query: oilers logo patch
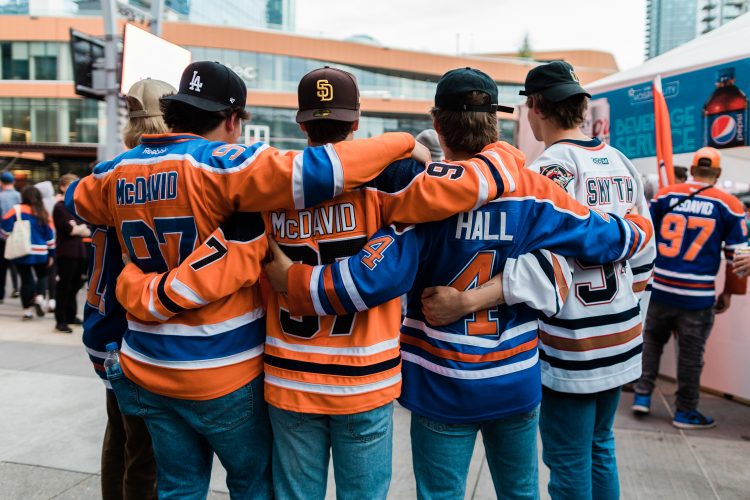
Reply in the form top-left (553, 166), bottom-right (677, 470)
top-left (540, 164), bottom-right (574, 190)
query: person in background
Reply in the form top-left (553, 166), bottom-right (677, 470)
top-left (674, 165), bottom-right (688, 184)
top-left (415, 128), bottom-right (444, 161)
top-left (53, 173), bottom-right (90, 333)
top-left (35, 180), bottom-right (58, 313)
top-left (0, 171), bottom-right (21, 302)
top-left (633, 147), bottom-right (748, 428)
top-left (81, 78), bottom-right (171, 500)
top-left (1, 186), bottom-right (55, 320)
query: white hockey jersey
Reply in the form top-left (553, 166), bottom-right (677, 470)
top-left (528, 138), bottom-right (656, 394)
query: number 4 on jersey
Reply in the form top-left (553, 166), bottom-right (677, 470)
top-left (449, 251), bottom-right (499, 336)
top-left (361, 235), bottom-right (395, 270)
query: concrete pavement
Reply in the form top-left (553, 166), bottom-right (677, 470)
top-left (0, 298), bottom-right (749, 499)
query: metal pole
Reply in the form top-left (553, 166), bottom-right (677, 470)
top-left (150, 0), bottom-right (165, 36)
top-left (101, 0), bottom-right (122, 161)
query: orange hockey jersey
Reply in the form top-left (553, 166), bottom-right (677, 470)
top-left (67, 132), bottom-right (415, 400)
top-left (115, 141), bottom-right (523, 412)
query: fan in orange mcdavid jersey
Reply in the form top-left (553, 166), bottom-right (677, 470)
top-left (66, 62), bottom-right (420, 403)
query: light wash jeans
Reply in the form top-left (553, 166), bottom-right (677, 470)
top-left (268, 402), bottom-right (394, 500)
top-left (111, 374), bottom-right (272, 500)
top-left (410, 406), bottom-right (540, 500)
top-left (539, 386), bottom-right (621, 500)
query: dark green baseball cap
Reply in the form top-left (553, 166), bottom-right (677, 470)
top-left (435, 67), bottom-right (514, 113)
top-left (519, 61), bottom-right (591, 102)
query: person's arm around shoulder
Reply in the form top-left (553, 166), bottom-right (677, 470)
top-left (421, 250), bottom-right (573, 325)
top-left (376, 142), bottom-right (524, 224)
top-left (116, 212), bottom-right (268, 322)
top-left (200, 133), bottom-right (424, 214)
top-left (265, 224), bottom-right (422, 317)
top-left (515, 168), bottom-right (653, 264)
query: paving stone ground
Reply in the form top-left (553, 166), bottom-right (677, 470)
top-left (0, 298), bottom-right (748, 499)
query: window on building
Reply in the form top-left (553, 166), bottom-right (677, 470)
top-left (0, 41), bottom-right (58, 80)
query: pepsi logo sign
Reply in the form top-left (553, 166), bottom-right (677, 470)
top-left (710, 115), bottom-right (737, 145)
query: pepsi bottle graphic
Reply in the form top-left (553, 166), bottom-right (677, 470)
top-left (703, 67), bottom-right (748, 149)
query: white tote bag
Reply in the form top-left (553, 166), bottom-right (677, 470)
top-left (4, 205), bottom-right (32, 260)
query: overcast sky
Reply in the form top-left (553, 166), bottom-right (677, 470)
top-left (296, 0), bottom-right (647, 70)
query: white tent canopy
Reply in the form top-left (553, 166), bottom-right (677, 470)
top-left (588, 12), bottom-right (750, 94)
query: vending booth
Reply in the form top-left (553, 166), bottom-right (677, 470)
top-left (517, 13), bottom-right (750, 401)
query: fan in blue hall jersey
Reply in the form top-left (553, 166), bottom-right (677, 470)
top-left (264, 69), bottom-right (652, 499)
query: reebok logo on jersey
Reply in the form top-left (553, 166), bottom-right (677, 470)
top-left (189, 71), bottom-right (203, 92)
top-left (540, 164), bottom-right (574, 190)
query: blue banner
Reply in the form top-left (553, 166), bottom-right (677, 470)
top-left (592, 58), bottom-right (750, 159)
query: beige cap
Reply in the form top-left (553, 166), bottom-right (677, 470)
top-left (126, 79), bottom-right (176, 118)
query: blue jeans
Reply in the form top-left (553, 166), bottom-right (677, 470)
top-left (111, 374), bottom-right (272, 500)
top-left (410, 407), bottom-right (540, 500)
top-left (268, 402), bottom-right (394, 500)
top-left (539, 387), bottom-right (621, 500)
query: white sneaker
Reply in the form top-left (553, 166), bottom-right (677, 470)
top-left (46, 298), bottom-right (56, 313)
top-left (33, 295), bottom-right (45, 317)
top-left (22, 309), bottom-right (33, 321)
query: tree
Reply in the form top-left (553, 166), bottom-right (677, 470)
top-left (518, 32), bottom-right (533, 59)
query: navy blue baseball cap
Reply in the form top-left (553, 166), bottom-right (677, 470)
top-left (162, 61), bottom-right (246, 112)
top-left (520, 61), bottom-right (591, 102)
top-left (0, 171), bottom-right (14, 183)
top-left (435, 68), bottom-right (514, 114)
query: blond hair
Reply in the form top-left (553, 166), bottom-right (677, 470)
top-left (123, 115), bottom-right (170, 149)
top-left (58, 173), bottom-right (79, 192)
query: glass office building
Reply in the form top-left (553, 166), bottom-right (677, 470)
top-left (646, 0), bottom-right (749, 59)
top-left (645, 0), bottom-right (699, 59)
top-left (0, 6), bottom-right (616, 180)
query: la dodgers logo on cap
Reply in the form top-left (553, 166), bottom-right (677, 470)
top-left (189, 71), bottom-right (203, 92)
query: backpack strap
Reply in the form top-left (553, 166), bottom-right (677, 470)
top-left (662, 185), bottom-right (713, 216)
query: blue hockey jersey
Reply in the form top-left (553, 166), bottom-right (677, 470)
top-left (82, 227), bottom-right (128, 387)
top-left (284, 168), bottom-right (652, 424)
top-left (651, 181), bottom-right (747, 310)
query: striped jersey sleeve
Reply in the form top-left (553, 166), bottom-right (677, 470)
top-left (66, 132), bottom-right (416, 222)
top-left (371, 141), bottom-right (524, 225)
top-left (503, 250), bottom-right (572, 317)
top-left (115, 212), bottom-right (268, 323)
top-left (513, 169), bottom-right (653, 264)
top-left (285, 224), bottom-right (422, 317)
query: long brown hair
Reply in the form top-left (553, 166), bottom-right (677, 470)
top-left (21, 186), bottom-right (49, 225)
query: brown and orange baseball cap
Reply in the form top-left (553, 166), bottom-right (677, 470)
top-left (692, 147), bottom-right (721, 168)
top-left (296, 66), bottom-right (360, 123)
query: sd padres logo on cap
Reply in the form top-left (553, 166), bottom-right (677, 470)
top-left (317, 79), bottom-right (333, 101)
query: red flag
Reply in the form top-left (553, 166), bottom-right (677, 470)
top-left (653, 75), bottom-right (675, 188)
